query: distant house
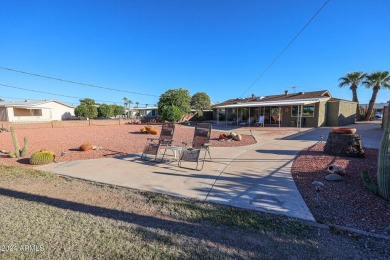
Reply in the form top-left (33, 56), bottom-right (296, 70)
top-left (359, 102), bottom-right (389, 114)
top-left (0, 100), bottom-right (75, 122)
top-left (129, 106), bottom-right (159, 118)
top-left (213, 90), bottom-right (357, 127)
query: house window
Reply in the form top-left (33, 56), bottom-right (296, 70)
top-left (291, 106), bottom-right (315, 117)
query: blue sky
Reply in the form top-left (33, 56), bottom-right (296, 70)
top-left (1, 0), bottom-right (389, 107)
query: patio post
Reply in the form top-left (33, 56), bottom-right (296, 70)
top-left (217, 108), bottom-right (219, 125)
top-left (225, 108), bottom-right (228, 125)
top-left (236, 107), bottom-right (238, 126)
top-left (249, 107), bottom-right (251, 126)
top-left (278, 106), bottom-right (281, 127)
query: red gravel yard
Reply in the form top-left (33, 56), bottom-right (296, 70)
top-left (292, 143), bottom-right (390, 235)
top-left (0, 124), bottom-right (256, 167)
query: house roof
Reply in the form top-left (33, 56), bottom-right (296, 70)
top-left (213, 90), bottom-right (331, 108)
top-left (0, 100), bottom-right (74, 109)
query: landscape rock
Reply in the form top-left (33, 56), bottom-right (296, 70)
top-left (325, 173), bottom-right (343, 181)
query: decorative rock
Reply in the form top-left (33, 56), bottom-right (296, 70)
top-left (325, 173), bottom-right (343, 181)
top-left (327, 164), bottom-right (342, 174)
top-left (231, 132), bottom-right (242, 141)
top-left (324, 132), bottom-right (365, 158)
top-left (80, 142), bottom-right (93, 151)
top-left (332, 128), bottom-right (357, 134)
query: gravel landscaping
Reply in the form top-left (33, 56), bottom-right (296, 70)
top-left (292, 143), bottom-right (390, 236)
top-left (0, 124), bottom-right (256, 167)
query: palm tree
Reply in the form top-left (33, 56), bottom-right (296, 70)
top-left (135, 102), bottom-right (139, 108)
top-left (123, 97), bottom-right (128, 118)
top-left (338, 72), bottom-right (366, 120)
top-left (362, 71), bottom-right (390, 121)
top-left (127, 100), bottom-right (133, 118)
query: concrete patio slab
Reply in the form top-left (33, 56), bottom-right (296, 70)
top-left (37, 122), bottom-right (382, 223)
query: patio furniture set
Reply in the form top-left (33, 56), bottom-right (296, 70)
top-left (140, 123), bottom-right (212, 171)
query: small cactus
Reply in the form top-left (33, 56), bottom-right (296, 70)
top-left (20, 137), bottom-right (29, 157)
top-left (9, 127), bottom-right (28, 158)
top-left (10, 126), bottom-right (21, 158)
top-left (29, 150), bottom-right (55, 165)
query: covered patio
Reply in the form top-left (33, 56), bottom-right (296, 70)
top-left (214, 99), bottom-right (320, 131)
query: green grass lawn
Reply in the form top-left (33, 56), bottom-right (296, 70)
top-left (0, 165), bottom-right (388, 259)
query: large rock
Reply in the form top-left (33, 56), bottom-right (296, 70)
top-left (324, 132), bottom-right (364, 158)
top-left (325, 173), bottom-right (343, 181)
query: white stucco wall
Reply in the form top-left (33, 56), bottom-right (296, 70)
top-left (4, 101), bottom-right (75, 122)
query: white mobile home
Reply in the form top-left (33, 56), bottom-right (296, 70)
top-left (0, 100), bottom-right (75, 122)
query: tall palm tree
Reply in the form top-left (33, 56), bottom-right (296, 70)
top-left (338, 72), bottom-right (366, 120)
top-left (127, 100), bottom-right (133, 118)
top-left (362, 71), bottom-right (390, 121)
top-left (123, 97), bottom-right (128, 118)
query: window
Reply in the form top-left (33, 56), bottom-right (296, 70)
top-left (291, 105), bottom-right (315, 117)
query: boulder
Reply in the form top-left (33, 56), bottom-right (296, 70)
top-left (80, 142), bottom-right (93, 152)
top-left (325, 173), bottom-right (343, 181)
top-left (230, 132), bottom-right (242, 141)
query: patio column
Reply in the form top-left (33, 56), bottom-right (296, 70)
top-left (249, 107), bottom-right (251, 126)
top-left (236, 107), bottom-right (238, 126)
top-left (278, 106), bottom-right (281, 127)
top-left (217, 108), bottom-right (219, 125)
top-left (225, 108), bottom-right (228, 125)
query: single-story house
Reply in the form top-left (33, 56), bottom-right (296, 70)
top-left (212, 90), bottom-right (357, 128)
top-left (0, 100), bottom-right (75, 122)
top-left (129, 106), bottom-right (159, 118)
top-left (359, 102), bottom-right (389, 114)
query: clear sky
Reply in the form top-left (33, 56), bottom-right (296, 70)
top-left (1, 0), bottom-right (389, 107)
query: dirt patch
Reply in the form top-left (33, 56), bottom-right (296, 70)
top-left (0, 124), bottom-right (256, 168)
top-left (292, 143), bottom-right (390, 235)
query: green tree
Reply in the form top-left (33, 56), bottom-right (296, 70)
top-left (74, 104), bottom-right (98, 118)
top-left (362, 71), bottom-right (390, 121)
top-left (191, 92), bottom-right (211, 117)
top-left (338, 72), bottom-right (366, 120)
top-left (79, 98), bottom-right (97, 106)
top-left (159, 105), bottom-right (183, 122)
top-left (111, 105), bottom-right (124, 117)
top-left (97, 104), bottom-right (114, 118)
top-left (158, 88), bottom-right (191, 122)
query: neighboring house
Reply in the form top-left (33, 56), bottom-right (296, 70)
top-left (129, 106), bottom-right (159, 118)
top-left (359, 102), bottom-right (389, 114)
top-left (213, 90), bottom-right (357, 127)
top-left (0, 100), bottom-right (75, 122)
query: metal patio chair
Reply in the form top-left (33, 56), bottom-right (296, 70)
top-left (141, 123), bottom-right (175, 162)
top-left (178, 123), bottom-right (212, 171)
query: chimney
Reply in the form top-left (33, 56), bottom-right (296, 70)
top-left (284, 90), bottom-right (288, 96)
top-left (251, 94), bottom-right (256, 99)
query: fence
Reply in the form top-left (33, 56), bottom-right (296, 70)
top-left (0, 118), bottom-right (143, 130)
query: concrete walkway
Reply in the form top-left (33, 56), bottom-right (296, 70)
top-left (37, 122), bottom-right (383, 222)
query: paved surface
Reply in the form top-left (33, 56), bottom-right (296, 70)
top-left (37, 122), bottom-right (383, 222)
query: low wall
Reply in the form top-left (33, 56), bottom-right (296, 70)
top-left (0, 119), bottom-right (142, 130)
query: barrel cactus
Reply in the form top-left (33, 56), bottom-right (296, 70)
top-left (29, 150), bottom-right (55, 165)
top-left (377, 108), bottom-right (390, 200)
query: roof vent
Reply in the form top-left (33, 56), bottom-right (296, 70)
top-left (251, 94), bottom-right (256, 98)
top-left (285, 90), bottom-right (288, 95)
top-left (297, 92), bottom-right (304, 95)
